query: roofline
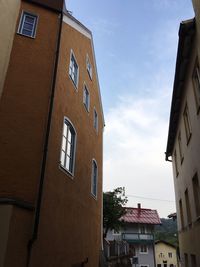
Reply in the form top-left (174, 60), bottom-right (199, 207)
top-left (62, 5), bottom-right (105, 127)
top-left (63, 5), bottom-right (92, 36)
top-left (155, 240), bottom-right (177, 248)
top-left (24, 0), bottom-right (64, 12)
top-left (165, 18), bottom-right (195, 160)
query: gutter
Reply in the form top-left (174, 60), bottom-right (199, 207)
top-left (26, 6), bottom-right (63, 267)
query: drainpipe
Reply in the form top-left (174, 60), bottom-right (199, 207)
top-left (26, 8), bottom-right (63, 267)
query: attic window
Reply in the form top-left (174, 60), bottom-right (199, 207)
top-left (18, 11), bottom-right (38, 38)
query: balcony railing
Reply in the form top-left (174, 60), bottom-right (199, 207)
top-left (122, 233), bottom-right (154, 243)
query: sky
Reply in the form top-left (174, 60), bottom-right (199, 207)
top-left (66, 0), bottom-right (194, 218)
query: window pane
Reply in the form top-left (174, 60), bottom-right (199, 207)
top-left (68, 130), bottom-right (72, 142)
top-left (63, 123), bottom-right (67, 137)
top-left (22, 29), bottom-right (32, 36)
top-left (67, 142), bottom-right (71, 156)
top-left (25, 15), bottom-right (35, 23)
top-left (23, 22), bottom-right (34, 30)
top-left (60, 151), bottom-right (65, 166)
top-left (65, 156), bottom-right (70, 170)
top-left (62, 136), bottom-right (66, 151)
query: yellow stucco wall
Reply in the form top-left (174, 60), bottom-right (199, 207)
top-left (0, 0), bottom-right (20, 99)
top-left (155, 242), bottom-right (178, 267)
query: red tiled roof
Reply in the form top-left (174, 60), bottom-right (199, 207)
top-left (121, 207), bottom-right (161, 225)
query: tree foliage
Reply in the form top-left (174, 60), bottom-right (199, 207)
top-left (103, 187), bottom-right (128, 237)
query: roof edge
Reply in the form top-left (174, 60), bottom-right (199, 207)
top-left (165, 18), bottom-right (195, 160)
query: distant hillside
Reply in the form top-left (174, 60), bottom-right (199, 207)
top-left (155, 218), bottom-right (178, 246)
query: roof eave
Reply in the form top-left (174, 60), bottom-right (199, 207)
top-left (165, 19), bottom-right (195, 160)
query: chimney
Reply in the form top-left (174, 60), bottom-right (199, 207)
top-left (137, 203), bottom-right (141, 210)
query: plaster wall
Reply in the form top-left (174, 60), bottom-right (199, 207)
top-left (155, 242), bottom-right (178, 267)
top-left (0, 0), bottom-right (20, 99)
top-left (171, 32), bottom-right (200, 266)
top-left (29, 15), bottom-right (103, 267)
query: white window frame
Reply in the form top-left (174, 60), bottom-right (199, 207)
top-left (60, 117), bottom-right (76, 176)
top-left (69, 50), bottom-right (79, 89)
top-left (17, 11), bottom-right (38, 38)
top-left (94, 108), bottom-right (98, 132)
top-left (83, 83), bottom-right (90, 112)
top-left (140, 244), bottom-right (148, 254)
top-left (91, 159), bottom-right (98, 199)
top-left (86, 54), bottom-right (92, 80)
top-left (112, 229), bottom-right (121, 235)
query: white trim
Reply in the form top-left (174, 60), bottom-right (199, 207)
top-left (63, 14), bottom-right (91, 39)
top-left (91, 158), bottom-right (98, 199)
top-left (69, 49), bottom-right (79, 89)
top-left (59, 116), bottom-right (77, 177)
top-left (17, 10), bottom-right (38, 38)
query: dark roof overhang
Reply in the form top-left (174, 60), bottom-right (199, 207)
top-left (25, 0), bottom-right (64, 12)
top-left (165, 19), bottom-right (195, 161)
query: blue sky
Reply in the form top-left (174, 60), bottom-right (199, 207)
top-left (66, 0), bottom-right (194, 217)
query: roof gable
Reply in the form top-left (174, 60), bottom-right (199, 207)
top-left (121, 207), bottom-right (161, 225)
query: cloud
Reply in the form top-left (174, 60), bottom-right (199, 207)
top-left (103, 85), bottom-right (175, 218)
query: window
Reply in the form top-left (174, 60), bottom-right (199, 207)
top-left (168, 252), bottom-right (173, 258)
top-left (174, 150), bottom-right (179, 177)
top-left (69, 51), bottom-right (79, 87)
top-left (94, 108), bottom-right (98, 131)
top-left (140, 225), bottom-right (146, 234)
top-left (83, 84), bottom-right (90, 111)
top-left (185, 188), bottom-right (192, 225)
top-left (91, 160), bottom-right (98, 198)
top-left (192, 60), bottom-right (200, 112)
top-left (184, 253), bottom-right (189, 267)
top-left (18, 11), bottom-right (38, 38)
top-left (179, 199), bottom-right (184, 229)
top-left (86, 54), bottom-right (92, 79)
top-left (60, 118), bottom-right (76, 175)
top-left (192, 173), bottom-right (200, 217)
top-left (140, 265), bottom-right (149, 267)
top-left (178, 132), bottom-right (184, 163)
top-left (183, 104), bottom-right (192, 144)
top-left (112, 229), bottom-right (121, 235)
top-left (140, 244), bottom-right (148, 254)
top-left (191, 254), bottom-right (197, 267)
top-left (157, 265), bottom-right (161, 267)
top-left (170, 265), bottom-right (174, 267)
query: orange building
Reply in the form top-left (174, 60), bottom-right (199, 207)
top-left (0, 1), bottom-right (104, 266)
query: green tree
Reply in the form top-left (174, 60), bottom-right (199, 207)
top-left (103, 187), bottom-right (128, 238)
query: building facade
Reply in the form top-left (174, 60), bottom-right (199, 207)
top-left (0, 1), bottom-right (104, 267)
top-left (165, 18), bottom-right (200, 267)
top-left (155, 240), bottom-right (179, 267)
top-left (107, 204), bottom-right (161, 267)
